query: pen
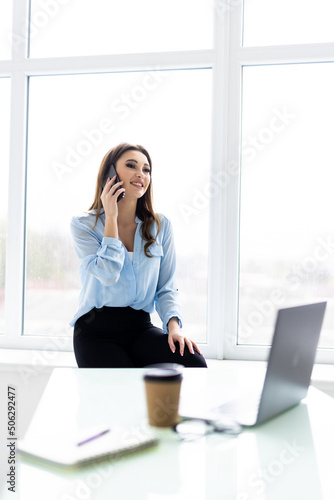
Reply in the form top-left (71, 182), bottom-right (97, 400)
top-left (77, 428), bottom-right (110, 446)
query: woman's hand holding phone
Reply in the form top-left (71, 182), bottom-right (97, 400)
top-left (101, 175), bottom-right (125, 217)
top-left (101, 176), bottom-right (125, 237)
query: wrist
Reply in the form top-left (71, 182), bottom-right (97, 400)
top-left (167, 317), bottom-right (180, 333)
top-left (105, 214), bottom-right (118, 223)
top-left (104, 216), bottom-right (118, 238)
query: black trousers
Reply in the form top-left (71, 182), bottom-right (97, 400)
top-left (73, 306), bottom-right (207, 368)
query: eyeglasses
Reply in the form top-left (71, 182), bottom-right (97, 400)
top-left (173, 416), bottom-right (242, 441)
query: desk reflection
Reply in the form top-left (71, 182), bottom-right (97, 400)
top-left (237, 403), bottom-right (322, 500)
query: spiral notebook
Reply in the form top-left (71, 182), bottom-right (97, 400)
top-left (17, 423), bottom-right (158, 468)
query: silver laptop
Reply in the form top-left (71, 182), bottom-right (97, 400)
top-left (182, 302), bottom-right (327, 427)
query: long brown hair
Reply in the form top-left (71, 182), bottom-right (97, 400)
top-left (88, 142), bottom-right (161, 257)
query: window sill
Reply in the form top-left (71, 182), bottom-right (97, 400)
top-left (0, 348), bottom-right (77, 368)
top-left (1, 352), bottom-right (333, 397)
top-left (207, 360), bottom-right (334, 398)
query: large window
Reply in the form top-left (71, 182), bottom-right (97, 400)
top-left (25, 70), bottom-right (212, 340)
top-left (0, 2), bottom-right (12, 59)
top-left (222, 1), bottom-right (334, 361)
top-left (2, 0), bottom-right (334, 362)
top-left (239, 63), bottom-right (334, 349)
top-left (1, 0), bottom-right (214, 353)
top-left (243, 0), bottom-right (334, 46)
top-left (29, 0), bottom-right (213, 57)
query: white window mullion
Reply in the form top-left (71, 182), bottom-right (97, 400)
top-left (222, 1), bottom-right (252, 360)
top-left (238, 42), bottom-right (334, 66)
top-left (224, 3), bottom-right (278, 361)
top-left (24, 50), bottom-right (215, 76)
top-left (3, 0), bottom-right (30, 347)
top-left (4, 71), bottom-right (28, 346)
top-left (11, 0), bottom-right (30, 61)
top-left (202, 3), bottom-right (231, 359)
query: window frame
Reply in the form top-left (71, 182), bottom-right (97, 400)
top-left (1, 0), bottom-right (334, 363)
top-left (2, 0), bottom-right (220, 355)
top-left (222, 1), bottom-right (334, 364)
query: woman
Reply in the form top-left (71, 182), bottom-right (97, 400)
top-left (70, 142), bottom-right (207, 368)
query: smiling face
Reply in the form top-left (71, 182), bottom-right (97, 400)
top-left (115, 150), bottom-right (151, 200)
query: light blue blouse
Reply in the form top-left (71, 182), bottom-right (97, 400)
top-left (69, 212), bottom-right (183, 333)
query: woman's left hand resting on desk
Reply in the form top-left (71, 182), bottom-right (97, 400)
top-left (167, 317), bottom-right (202, 356)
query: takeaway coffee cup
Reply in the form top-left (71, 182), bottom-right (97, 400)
top-left (144, 363), bottom-right (183, 427)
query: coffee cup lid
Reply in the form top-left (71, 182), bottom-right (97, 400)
top-left (144, 363), bottom-right (183, 382)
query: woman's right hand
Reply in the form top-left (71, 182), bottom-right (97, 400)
top-left (101, 176), bottom-right (125, 219)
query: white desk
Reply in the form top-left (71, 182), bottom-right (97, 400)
top-left (2, 362), bottom-right (334, 500)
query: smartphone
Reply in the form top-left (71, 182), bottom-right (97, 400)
top-left (103, 164), bottom-right (125, 202)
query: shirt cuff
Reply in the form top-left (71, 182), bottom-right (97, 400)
top-left (163, 311), bottom-right (184, 334)
top-left (101, 236), bottom-right (122, 248)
